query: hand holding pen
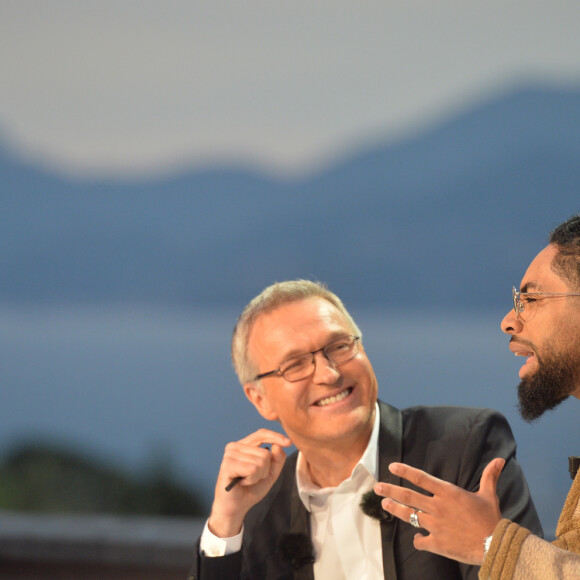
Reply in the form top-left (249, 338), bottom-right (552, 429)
top-left (225, 442), bottom-right (271, 491)
top-left (208, 429), bottom-right (292, 539)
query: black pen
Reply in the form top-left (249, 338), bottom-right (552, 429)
top-left (225, 476), bottom-right (243, 492)
top-left (225, 445), bottom-right (270, 492)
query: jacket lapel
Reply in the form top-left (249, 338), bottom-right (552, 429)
top-left (289, 477), bottom-right (315, 580)
top-left (377, 401), bottom-right (403, 580)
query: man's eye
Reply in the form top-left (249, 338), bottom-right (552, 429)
top-left (282, 357), bottom-right (309, 373)
top-left (329, 341), bottom-right (350, 353)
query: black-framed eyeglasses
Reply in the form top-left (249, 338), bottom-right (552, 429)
top-left (254, 335), bottom-right (361, 383)
top-left (512, 286), bottom-right (580, 319)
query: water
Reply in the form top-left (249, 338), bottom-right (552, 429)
top-left (1, 304), bottom-right (577, 537)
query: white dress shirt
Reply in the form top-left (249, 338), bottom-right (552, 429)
top-left (200, 403), bottom-right (384, 579)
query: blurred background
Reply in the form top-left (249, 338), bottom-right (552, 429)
top-left (1, 0), bottom-right (580, 551)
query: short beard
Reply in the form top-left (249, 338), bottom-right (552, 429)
top-left (517, 346), bottom-right (578, 422)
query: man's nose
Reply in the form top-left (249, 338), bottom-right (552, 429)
top-left (311, 351), bottom-right (341, 385)
top-left (501, 308), bottom-right (523, 335)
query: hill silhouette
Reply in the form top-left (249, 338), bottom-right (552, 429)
top-left (0, 441), bottom-right (205, 516)
top-left (1, 84), bottom-right (579, 310)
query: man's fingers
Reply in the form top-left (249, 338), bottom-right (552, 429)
top-left (380, 497), bottom-right (429, 531)
top-left (375, 483), bottom-right (432, 521)
top-left (388, 462), bottom-right (445, 494)
top-left (239, 428), bottom-right (292, 448)
top-left (220, 432), bottom-right (289, 490)
top-left (375, 483), bottom-right (432, 514)
top-left (479, 458), bottom-right (505, 496)
top-left (270, 443), bottom-right (287, 464)
top-left (268, 444), bottom-right (287, 477)
top-left (225, 454), bottom-right (269, 485)
top-left (223, 429), bottom-right (291, 478)
top-left (413, 532), bottom-right (433, 552)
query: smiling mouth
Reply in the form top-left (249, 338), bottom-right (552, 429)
top-left (314, 387), bottom-right (353, 407)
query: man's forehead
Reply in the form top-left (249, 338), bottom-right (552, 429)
top-left (520, 244), bottom-right (565, 291)
top-left (249, 298), bottom-right (349, 350)
top-left (258, 297), bottom-right (345, 330)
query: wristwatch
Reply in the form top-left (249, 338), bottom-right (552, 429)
top-left (483, 535), bottom-right (493, 557)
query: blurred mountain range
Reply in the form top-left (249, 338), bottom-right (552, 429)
top-left (0, 441), bottom-right (205, 516)
top-left (1, 84), bottom-right (579, 310)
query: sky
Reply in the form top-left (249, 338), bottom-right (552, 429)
top-left (1, 0), bottom-right (580, 178)
top-left (2, 1), bottom-right (580, 535)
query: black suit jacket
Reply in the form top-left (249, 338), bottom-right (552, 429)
top-left (190, 401), bottom-right (542, 580)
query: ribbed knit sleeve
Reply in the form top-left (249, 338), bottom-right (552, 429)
top-left (479, 519), bottom-right (530, 580)
top-left (553, 468), bottom-right (580, 553)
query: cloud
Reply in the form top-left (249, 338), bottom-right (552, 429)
top-left (1, 0), bottom-right (580, 177)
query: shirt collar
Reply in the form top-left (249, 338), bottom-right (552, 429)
top-left (296, 402), bottom-right (380, 511)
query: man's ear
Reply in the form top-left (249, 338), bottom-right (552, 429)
top-left (244, 382), bottom-right (279, 421)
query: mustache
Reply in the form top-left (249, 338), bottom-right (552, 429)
top-left (510, 337), bottom-right (535, 351)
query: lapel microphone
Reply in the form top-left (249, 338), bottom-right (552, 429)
top-left (279, 533), bottom-right (315, 570)
top-left (360, 490), bottom-right (393, 522)
top-left (569, 456), bottom-right (580, 480)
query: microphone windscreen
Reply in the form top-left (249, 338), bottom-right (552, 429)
top-left (360, 490), bottom-right (392, 522)
top-left (279, 533), bottom-right (315, 570)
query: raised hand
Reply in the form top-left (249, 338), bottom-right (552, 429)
top-left (208, 428), bottom-right (292, 538)
top-left (374, 458), bottom-right (505, 565)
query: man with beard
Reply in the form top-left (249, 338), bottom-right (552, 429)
top-left (374, 214), bottom-right (580, 579)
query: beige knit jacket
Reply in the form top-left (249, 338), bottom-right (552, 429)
top-left (480, 469), bottom-right (580, 579)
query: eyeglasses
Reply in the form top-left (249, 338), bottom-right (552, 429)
top-left (512, 286), bottom-right (580, 319)
top-left (254, 335), bottom-right (361, 383)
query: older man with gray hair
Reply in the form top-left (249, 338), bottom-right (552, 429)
top-left (190, 279), bottom-right (541, 580)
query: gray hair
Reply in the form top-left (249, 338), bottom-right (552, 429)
top-left (231, 280), bottom-right (362, 385)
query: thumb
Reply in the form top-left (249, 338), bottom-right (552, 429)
top-left (479, 457), bottom-right (505, 497)
top-left (269, 444), bottom-right (288, 478)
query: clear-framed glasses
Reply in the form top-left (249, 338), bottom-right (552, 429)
top-left (254, 335), bottom-right (361, 383)
top-left (512, 286), bottom-right (580, 319)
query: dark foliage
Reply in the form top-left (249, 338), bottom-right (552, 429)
top-left (0, 441), bottom-right (205, 516)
